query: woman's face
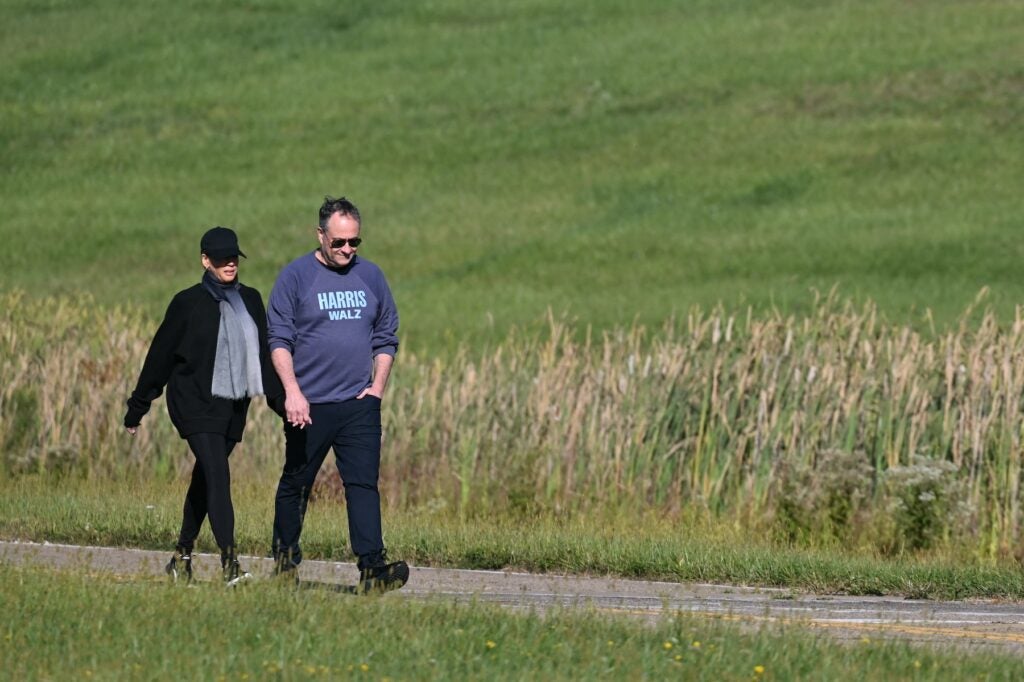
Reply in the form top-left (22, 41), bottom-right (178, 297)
top-left (201, 253), bottom-right (239, 283)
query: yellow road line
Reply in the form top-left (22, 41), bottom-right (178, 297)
top-left (590, 606), bottom-right (1024, 645)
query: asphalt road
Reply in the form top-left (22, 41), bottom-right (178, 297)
top-left (4, 540), bottom-right (1024, 653)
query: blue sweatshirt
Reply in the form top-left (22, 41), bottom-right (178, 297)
top-left (267, 252), bottom-right (399, 403)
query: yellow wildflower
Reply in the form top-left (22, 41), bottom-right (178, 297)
top-left (486, 640), bottom-right (497, 649)
top-left (663, 641), bottom-right (673, 650)
top-left (754, 665), bottom-right (765, 675)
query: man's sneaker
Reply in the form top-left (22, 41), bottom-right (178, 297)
top-left (357, 559), bottom-right (409, 595)
top-left (165, 550), bottom-right (193, 584)
top-left (273, 554), bottom-right (300, 586)
top-left (223, 558), bottom-right (252, 588)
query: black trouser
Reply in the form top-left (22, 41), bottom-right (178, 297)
top-left (177, 432), bottom-right (237, 555)
top-left (272, 397), bottom-right (384, 568)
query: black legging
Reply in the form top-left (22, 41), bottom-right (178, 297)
top-left (177, 433), bottom-right (237, 554)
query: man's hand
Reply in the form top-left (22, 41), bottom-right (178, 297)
top-left (126, 426), bottom-right (138, 436)
top-left (357, 354), bottom-right (393, 401)
top-left (284, 389), bottom-right (312, 428)
top-left (272, 348), bottom-right (312, 428)
top-left (356, 387), bottom-right (383, 400)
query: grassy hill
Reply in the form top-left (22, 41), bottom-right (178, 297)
top-left (1, 0), bottom-right (1022, 351)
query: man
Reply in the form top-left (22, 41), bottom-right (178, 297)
top-left (267, 196), bottom-right (408, 593)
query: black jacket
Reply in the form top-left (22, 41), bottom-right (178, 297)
top-left (124, 282), bottom-right (284, 440)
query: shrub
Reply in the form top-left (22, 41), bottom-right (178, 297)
top-left (876, 455), bottom-right (974, 554)
top-left (771, 449), bottom-right (875, 547)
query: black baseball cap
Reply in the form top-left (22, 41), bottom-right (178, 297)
top-left (200, 226), bottom-right (246, 259)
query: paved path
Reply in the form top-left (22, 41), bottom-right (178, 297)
top-left (4, 540), bottom-right (1024, 653)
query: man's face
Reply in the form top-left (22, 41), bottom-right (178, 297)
top-left (317, 212), bottom-right (361, 268)
top-left (202, 254), bottom-right (239, 283)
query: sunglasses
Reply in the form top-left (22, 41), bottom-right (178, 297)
top-left (325, 237), bottom-right (362, 249)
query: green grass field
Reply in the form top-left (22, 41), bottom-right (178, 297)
top-left (5, 477), bottom-right (1024, 601)
top-left (4, 563), bottom-right (1022, 681)
top-left (4, 1), bottom-right (1024, 673)
top-left (2, 0), bottom-right (1023, 351)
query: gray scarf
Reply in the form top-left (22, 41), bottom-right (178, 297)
top-left (202, 271), bottom-right (264, 400)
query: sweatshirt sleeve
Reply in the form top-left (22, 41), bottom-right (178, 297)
top-left (267, 266), bottom-right (298, 355)
top-left (123, 294), bottom-right (189, 428)
top-left (370, 269), bottom-right (399, 358)
top-left (247, 288), bottom-right (285, 417)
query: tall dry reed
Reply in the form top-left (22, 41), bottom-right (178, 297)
top-left (3, 289), bottom-right (1024, 553)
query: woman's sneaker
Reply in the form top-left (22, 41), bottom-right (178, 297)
top-left (165, 550), bottom-right (193, 585)
top-left (223, 558), bottom-right (251, 588)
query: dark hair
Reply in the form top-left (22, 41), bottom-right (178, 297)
top-left (318, 196), bottom-right (361, 229)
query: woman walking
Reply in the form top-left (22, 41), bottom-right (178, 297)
top-left (124, 226), bottom-right (282, 586)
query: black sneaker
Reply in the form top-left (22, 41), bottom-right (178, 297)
top-left (273, 553), bottom-right (300, 586)
top-left (165, 550), bottom-right (193, 584)
top-left (357, 558), bottom-right (409, 595)
top-left (223, 558), bottom-right (251, 588)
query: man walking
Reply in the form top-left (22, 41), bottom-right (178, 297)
top-left (267, 195), bottom-right (408, 593)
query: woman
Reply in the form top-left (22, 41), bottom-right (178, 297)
top-left (124, 226), bottom-right (282, 586)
